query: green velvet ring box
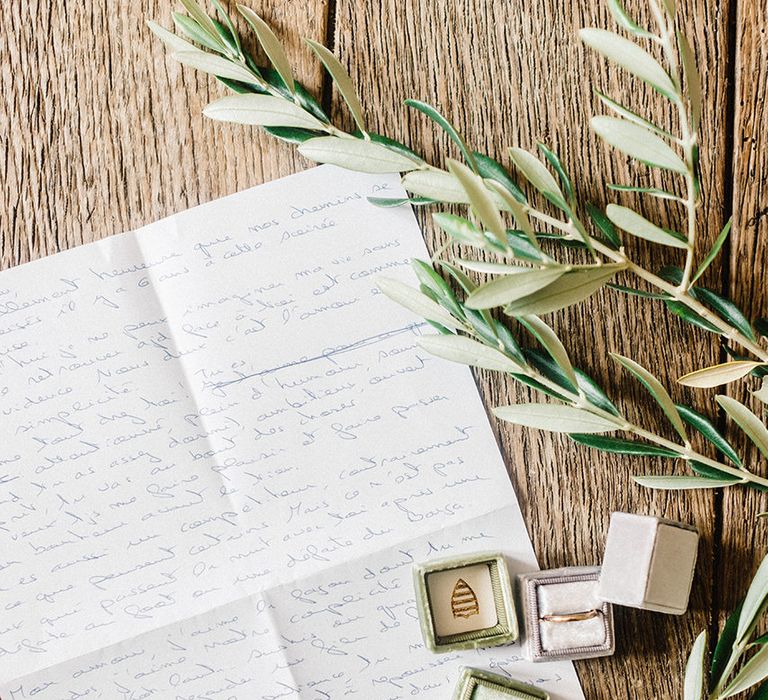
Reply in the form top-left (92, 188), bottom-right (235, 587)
top-left (413, 552), bottom-right (518, 653)
top-left (452, 667), bottom-right (550, 700)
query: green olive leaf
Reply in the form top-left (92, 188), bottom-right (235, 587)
top-left (504, 264), bottom-right (624, 316)
top-left (405, 100), bottom-right (478, 171)
top-left (172, 50), bottom-right (257, 84)
top-left (717, 396), bottom-right (768, 461)
top-left (238, 6), bottom-right (295, 93)
top-left (417, 334), bottom-right (523, 373)
top-left (447, 159), bottom-right (506, 245)
top-left (679, 361), bottom-right (765, 389)
top-left (592, 116), bottom-right (687, 174)
top-left (519, 315), bottom-right (578, 389)
top-left (683, 630), bottom-right (707, 700)
top-left (580, 28), bottom-right (677, 98)
top-left (569, 434), bottom-right (678, 457)
top-left (723, 645), bottom-right (768, 697)
top-left (203, 94), bottom-right (326, 129)
top-left (376, 278), bottom-right (463, 331)
top-left (677, 31), bottom-right (702, 131)
top-left (634, 475), bottom-right (739, 490)
top-left (493, 404), bottom-right (619, 433)
top-left (607, 204), bottom-right (689, 248)
top-left (148, 20), bottom-right (200, 53)
top-left (466, 270), bottom-right (566, 310)
top-left (692, 218), bottom-right (732, 284)
top-left (611, 353), bottom-right (688, 442)
top-left (172, 13), bottom-right (226, 52)
top-left (305, 38), bottom-right (366, 134)
top-left (509, 147), bottom-right (565, 204)
top-left (298, 136), bottom-right (421, 173)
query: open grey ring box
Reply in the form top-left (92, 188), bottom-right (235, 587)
top-left (518, 565), bottom-right (615, 662)
top-left (413, 552), bottom-right (518, 653)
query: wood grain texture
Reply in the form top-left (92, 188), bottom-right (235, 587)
top-left (719, 0), bottom-right (768, 651)
top-left (0, 0), bottom-right (764, 697)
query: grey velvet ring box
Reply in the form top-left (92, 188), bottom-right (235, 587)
top-left (413, 552), bottom-right (518, 653)
top-left (452, 667), bottom-right (549, 700)
top-left (597, 511), bottom-right (699, 615)
top-left (518, 566), bottom-right (615, 662)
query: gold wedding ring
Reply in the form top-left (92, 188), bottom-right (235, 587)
top-left (540, 609), bottom-right (601, 623)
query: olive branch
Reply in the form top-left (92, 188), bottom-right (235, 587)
top-left (684, 553), bottom-right (768, 700)
top-left (149, 0), bottom-right (768, 492)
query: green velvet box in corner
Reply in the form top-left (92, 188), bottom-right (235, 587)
top-left (452, 667), bottom-right (550, 700)
top-left (413, 552), bottom-right (518, 653)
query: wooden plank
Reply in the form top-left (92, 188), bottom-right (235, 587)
top-left (0, 0), bottom-right (328, 271)
top-left (719, 0), bottom-right (768, 668)
top-left (332, 0), bottom-right (730, 696)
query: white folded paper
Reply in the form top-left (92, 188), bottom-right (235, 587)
top-left (0, 166), bottom-right (583, 699)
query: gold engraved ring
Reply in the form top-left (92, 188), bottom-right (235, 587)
top-left (540, 609), bottom-right (601, 623)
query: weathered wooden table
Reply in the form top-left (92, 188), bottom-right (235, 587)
top-left (2, 1), bottom-right (767, 697)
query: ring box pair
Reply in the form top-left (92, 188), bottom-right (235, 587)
top-left (413, 512), bottom-right (699, 663)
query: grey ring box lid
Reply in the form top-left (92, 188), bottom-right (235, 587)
top-left (597, 511), bottom-right (699, 615)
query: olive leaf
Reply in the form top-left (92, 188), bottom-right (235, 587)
top-left (580, 28), bottom-right (677, 98)
top-left (487, 181), bottom-right (540, 249)
top-left (569, 434), bottom-right (678, 457)
top-left (305, 38), bottom-right (366, 134)
top-left (592, 116), bottom-right (687, 174)
top-left (466, 269), bottom-right (565, 310)
top-left (448, 159), bottom-right (506, 244)
top-left (504, 264), bottom-right (624, 316)
top-left (433, 213), bottom-right (486, 246)
top-left (679, 361), bottom-right (765, 389)
top-left (179, 0), bottom-right (224, 49)
top-left (710, 603), bottom-right (744, 691)
top-left (406, 100), bottom-right (478, 172)
top-left (677, 403), bottom-right (743, 466)
top-left (402, 169), bottom-right (470, 203)
top-left (173, 13), bottom-right (225, 52)
top-left (634, 475), bottom-right (739, 490)
top-left (717, 396), bottom-right (768, 461)
top-left (607, 0), bottom-right (653, 38)
top-left (586, 202), bottom-right (622, 249)
top-left (493, 403), bottom-right (619, 433)
top-left (238, 6), bottom-right (295, 93)
top-left (737, 555), bottom-right (768, 644)
top-left (611, 353), bottom-right (688, 442)
top-left (367, 195), bottom-right (436, 207)
top-left (683, 630), bottom-right (707, 700)
top-left (692, 218), bottom-right (732, 284)
top-left (519, 314), bottom-right (578, 389)
top-left (172, 50), bottom-right (257, 83)
top-left (722, 646), bottom-right (768, 697)
top-left (677, 31), bottom-right (702, 131)
top-left (509, 147), bottom-right (566, 207)
top-left (203, 94), bottom-right (325, 129)
top-left (472, 151), bottom-right (526, 203)
top-left (455, 259), bottom-right (532, 275)
top-left (376, 278), bottom-right (463, 331)
top-left (607, 204), bottom-right (688, 249)
top-left (417, 333), bottom-right (523, 373)
top-left (537, 143), bottom-right (575, 205)
top-left (148, 19), bottom-right (200, 53)
top-left (298, 136), bottom-right (422, 173)
top-left (595, 91), bottom-right (675, 140)
top-left (608, 183), bottom-right (681, 202)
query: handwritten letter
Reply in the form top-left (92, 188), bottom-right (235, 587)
top-left (0, 167), bottom-right (583, 699)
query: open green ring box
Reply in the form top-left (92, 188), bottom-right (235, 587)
top-left (452, 667), bottom-right (550, 700)
top-left (413, 552), bottom-right (518, 653)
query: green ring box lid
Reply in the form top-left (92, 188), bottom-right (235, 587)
top-left (413, 551), bottom-right (518, 653)
top-left (452, 667), bottom-right (550, 700)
